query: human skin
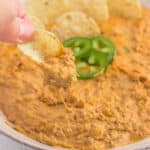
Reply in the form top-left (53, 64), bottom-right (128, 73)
top-left (0, 0), bottom-right (34, 43)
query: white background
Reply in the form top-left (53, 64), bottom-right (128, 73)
top-left (0, 135), bottom-right (34, 150)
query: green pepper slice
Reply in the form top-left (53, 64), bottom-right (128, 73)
top-left (76, 61), bottom-right (102, 80)
top-left (63, 37), bottom-right (91, 49)
top-left (92, 36), bottom-right (115, 63)
top-left (88, 50), bottom-right (108, 66)
top-left (63, 37), bottom-right (92, 59)
top-left (92, 36), bottom-right (115, 50)
top-left (63, 36), bottom-right (116, 80)
top-left (74, 47), bottom-right (91, 59)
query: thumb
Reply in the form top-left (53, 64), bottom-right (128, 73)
top-left (18, 15), bottom-right (35, 42)
top-left (0, 15), bottom-right (34, 43)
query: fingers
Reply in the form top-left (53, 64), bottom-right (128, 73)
top-left (17, 0), bottom-right (35, 42)
top-left (18, 15), bottom-right (35, 42)
top-left (0, 15), bottom-right (34, 43)
top-left (0, 18), bottom-right (20, 42)
top-left (0, 0), bottom-right (18, 31)
top-left (0, 0), bottom-right (34, 43)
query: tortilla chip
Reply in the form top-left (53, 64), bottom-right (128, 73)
top-left (108, 0), bottom-right (142, 19)
top-left (51, 12), bottom-right (101, 41)
top-left (28, 15), bottom-right (45, 30)
top-left (25, 0), bottom-right (108, 28)
top-left (69, 0), bottom-right (109, 22)
top-left (18, 43), bottom-right (43, 62)
top-left (18, 29), bottom-right (64, 62)
top-left (34, 29), bottom-right (64, 58)
top-left (25, 0), bottom-right (69, 27)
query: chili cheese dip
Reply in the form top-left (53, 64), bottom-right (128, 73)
top-left (0, 8), bottom-right (150, 150)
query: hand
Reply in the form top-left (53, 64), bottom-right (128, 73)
top-left (0, 0), bottom-right (34, 43)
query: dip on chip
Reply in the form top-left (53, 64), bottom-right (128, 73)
top-left (18, 29), bottom-right (64, 62)
top-left (108, 0), bottom-right (142, 19)
top-left (25, 0), bottom-right (109, 27)
top-left (51, 12), bottom-right (101, 41)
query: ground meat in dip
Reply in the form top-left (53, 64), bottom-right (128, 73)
top-left (0, 8), bottom-right (150, 150)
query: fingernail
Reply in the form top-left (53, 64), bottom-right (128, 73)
top-left (19, 16), bottom-right (34, 42)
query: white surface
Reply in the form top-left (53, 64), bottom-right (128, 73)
top-left (0, 134), bottom-right (34, 150)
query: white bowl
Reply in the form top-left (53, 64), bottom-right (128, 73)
top-left (0, 0), bottom-right (150, 150)
top-left (0, 110), bottom-right (150, 150)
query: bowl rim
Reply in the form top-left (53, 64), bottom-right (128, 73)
top-left (0, 0), bottom-right (150, 150)
top-left (0, 111), bottom-right (150, 150)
